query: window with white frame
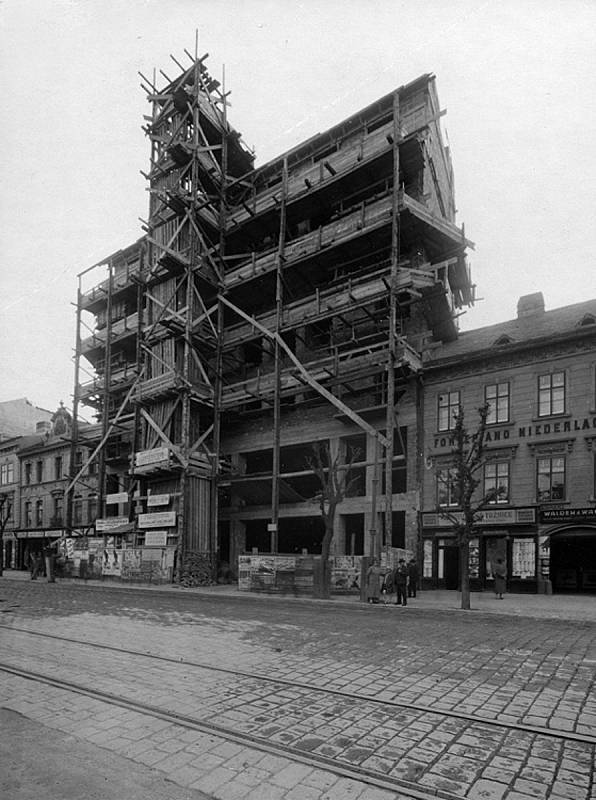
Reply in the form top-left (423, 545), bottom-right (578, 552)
top-left (484, 461), bottom-right (510, 503)
top-left (485, 382), bottom-right (510, 424)
top-left (35, 499), bottom-right (43, 526)
top-left (437, 467), bottom-right (458, 507)
top-left (438, 391), bottom-right (460, 432)
top-left (537, 456), bottom-right (565, 502)
top-left (538, 372), bottom-right (565, 417)
top-left (0, 463), bottom-right (14, 485)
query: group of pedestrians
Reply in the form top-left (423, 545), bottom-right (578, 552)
top-left (366, 557), bottom-right (418, 606)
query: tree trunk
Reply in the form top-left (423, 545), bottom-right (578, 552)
top-left (460, 536), bottom-right (471, 610)
top-left (315, 517), bottom-right (334, 599)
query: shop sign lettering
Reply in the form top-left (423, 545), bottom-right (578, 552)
top-left (138, 511), bottom-right (176, 529)
top-left (539, 507), bottom-right (596, 523)
top-left (422, 507), bottom-right (535, 528)
top-left (147, 493), bottom-right (170, 507)
top-left (96, 516), bottom-right (129, 531)
top-left (434, 417), bottom-right (596, 449)
top-left (135, 447), bottom-right (170, 467)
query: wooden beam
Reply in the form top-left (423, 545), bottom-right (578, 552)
top-left (219, 295), bottom-right (390, 448)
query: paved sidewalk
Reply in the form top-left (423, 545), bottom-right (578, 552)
top-left (2, 569), bottom-right (595, 622)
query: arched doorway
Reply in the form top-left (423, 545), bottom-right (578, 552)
top-left (549, 526), bottom-right (596, 593)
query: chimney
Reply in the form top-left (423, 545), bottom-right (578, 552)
top-left (517, 292), bottom-right (545, 319)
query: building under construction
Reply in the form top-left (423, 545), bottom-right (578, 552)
top-left (72, 48), bottom-right (474, 584)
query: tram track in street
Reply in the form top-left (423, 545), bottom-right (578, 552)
top-left (1, 624), bottom-right (595, 746)
top-left (0, 660), bottom-right (457, 800)
top-left (1, 624), bottom-right (595, 800)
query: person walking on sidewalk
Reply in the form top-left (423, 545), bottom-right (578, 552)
top-left (492, 558), bottom-right (507, 599)
top-left (393, 559), bottom-right (409, 606)
top-left (407, 559), bottom-right (419, 598)
top-left (366, 559), bottom-right (382, 604)
top-left (29, 552), bottom-right (42, 580)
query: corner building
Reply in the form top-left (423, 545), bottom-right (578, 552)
top-left (420, 293), bottom-right (596, 594)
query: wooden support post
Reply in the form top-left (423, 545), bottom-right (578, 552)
top-left (384, 90), bottom-right (400, 552)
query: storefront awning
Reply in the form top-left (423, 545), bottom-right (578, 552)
top-left (13, 530), bottom-right (65, 539)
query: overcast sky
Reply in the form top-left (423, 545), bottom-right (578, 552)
top-left (1, 0), bottom-right (595, 415)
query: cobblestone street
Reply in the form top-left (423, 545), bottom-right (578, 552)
top-left (0, 576), bottom-right (594, 799)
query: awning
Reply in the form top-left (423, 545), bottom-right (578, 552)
top-left (13, 530), bottom-right (65, 540)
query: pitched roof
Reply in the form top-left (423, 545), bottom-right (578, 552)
top-left (423, 297), bottom-right (596, 366)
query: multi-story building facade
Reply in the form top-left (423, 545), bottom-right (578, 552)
top-left (0, 435), bottom-right (21, 569)
top-left (14, 405), bottom-right (98, 570)
top-left (420, 293), bottom-right (596, 594)
top-left (71, 52), bottom-right (474, 585)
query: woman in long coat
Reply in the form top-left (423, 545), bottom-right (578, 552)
top-left (366, 559), bottom-right (382, 603)
top-left (493, 558), bottom-right (507, 599)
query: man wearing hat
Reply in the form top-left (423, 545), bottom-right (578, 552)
top-left (393, 558), bottom-right (409, 607)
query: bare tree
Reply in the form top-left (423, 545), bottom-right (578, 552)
top-left (307, 442), bottom-right (361, 598)
top-left (0, 495), bottom-right (12, 577)
top-left (437, 403), bottom-right (502, 610)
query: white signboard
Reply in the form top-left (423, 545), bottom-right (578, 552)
top-left (147, 493), bottom-right (170, 507)
top-left (144, 530), bottom-right (168, 547)
top-left (138, 511), bottom-right (176, 529)
top-left (96, 516), bottom-right (129, 531)
top-left (106, 492), bottom-right (128, 505)
top-left (135, 447), bottom-right (170, 467)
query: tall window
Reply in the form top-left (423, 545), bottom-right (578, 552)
top-left (25, 501), bottom-right (32, 528)
top-left (538, 372), bottom-right (565, 417)
top-left (35, 499), bottom-right (43, 526)
top-left (36, 460), bottom-right (43, 483)
top-left (53, 496), bottom-right (64, 524)
top-left (437, 467), bottom-right (458, 507)
top-left (24, 463), bottom-right (32, 485)
top-left (485, 383), bottom-right (510, 424)
top-left (87, 495), bottom-right (98, 523)
top-left (54, 456), bottom-right (63, 480)
top-left (484, 461), bottom-right (510, 503)
top-left (537, 457), bottom-right (565, 502)
top-left (1, 463), bottom-right (14, 485)
top-left (438, 391), bottom-right (460, 431)
top-left (73, 496), bottom-right (83, 525)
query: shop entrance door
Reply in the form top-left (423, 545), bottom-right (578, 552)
top-left (551, 529), bottom-right (596, 593)
top-left (444, 546), bottom-right (459, 589)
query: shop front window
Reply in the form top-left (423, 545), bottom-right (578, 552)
top-left (511, 538), bottom-right (536, 579)
top-left (537, 456), bottom-right (565, 502)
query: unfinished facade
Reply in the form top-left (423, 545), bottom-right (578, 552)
top-left (72, 49), bottom-right (474, 584)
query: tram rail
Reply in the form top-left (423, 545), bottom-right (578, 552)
top-left (1, 625), bottom-right (595, 800)
top-left (1, 625), bottom-right (595, 746)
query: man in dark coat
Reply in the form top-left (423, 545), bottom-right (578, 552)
top-left (407, 559), bottom-right (419, 598)
top-left (393, 559), bottom-right (409, 606)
